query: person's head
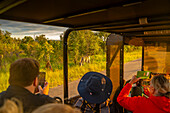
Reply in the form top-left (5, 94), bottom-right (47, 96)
top-left (0, 98), bottom-right (23, 113)
top-left (78, 72), bottom-right (112, 104)
top-left (32, 103), bottom-right (81, 113)
top-left (9, 58), bottom-right (40, 87)
top-left (149, 75), bottom-right (170, 98)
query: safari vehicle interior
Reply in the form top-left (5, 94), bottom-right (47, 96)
top-left (0, 0), bottom-right (170, 112)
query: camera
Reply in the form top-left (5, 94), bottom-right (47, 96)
top-left (38, 72), bottom-right (46, 88)
top-left (136, 71), bottom-right (151, 79)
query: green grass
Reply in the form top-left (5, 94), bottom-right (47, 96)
top-left (42, 54), bottom-right (106, 88)
top-left (0, 50), bottom-right (142, 92)
top-left (124, 50), bottom-right (142, 63)
top-left (0, 72), bottom-right (9, 92)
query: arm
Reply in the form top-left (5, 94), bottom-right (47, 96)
top-left (117, 76), bottom-right (141, 111)
top-left (117, 83), bottom-right (136, 111)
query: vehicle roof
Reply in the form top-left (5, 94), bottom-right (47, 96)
top-left (0, 0), bottom-right (170, 40)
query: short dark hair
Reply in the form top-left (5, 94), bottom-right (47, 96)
top-left (9, 58), bottom-right (40, 87)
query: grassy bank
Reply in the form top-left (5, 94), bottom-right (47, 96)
top-left (43, 54), bottom-right (106, 88)
top-left (0, 50), bottom-right (142, 92)
top-left (124, 49), bottom-right (142, 63)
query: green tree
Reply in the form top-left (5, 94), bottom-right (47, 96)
top-left (95, 32), bottom-right (110, 52)
top-left (35, 35), bottom-right (47, 45)
top-left (68, 30), bottom-right (104, 64)
top-left (22, 36), bottom-right (34, 43)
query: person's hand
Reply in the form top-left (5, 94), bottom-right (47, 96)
top-left (143, 85), bottom-right (150, 93)
top-left (143, 86), bottom-right (150, 92)
top-left (38, 82), bottom-right (49, 95)
top-left (129, 75), bottom-right (141, 85)
top-left (143, 86), bottom-right (152, 97)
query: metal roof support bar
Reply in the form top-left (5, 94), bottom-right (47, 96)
top-left (92, 21), bottom-right (170, 31)
top-left (63, 28), bottom-right (74, 104)
top-left (0, 0), bottom-right (26, 14)
top-left (43, 0), bottom-right (143, 24)
top-left (76, 15), bottom-right (170, 30)
top-left (43, 9), bottom-right (107, 23)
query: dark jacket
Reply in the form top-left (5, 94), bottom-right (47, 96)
top-left (0, 86), bottom-right (56, 113)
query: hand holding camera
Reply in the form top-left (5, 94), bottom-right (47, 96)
top-left (130, 71), bottom-right (152, 86)
top-left (129, 75), bottom-right (141, 85)
top-left (38, 81), bottom-right (49, 95)
top-left (38, 72), bottom-right (49, 95)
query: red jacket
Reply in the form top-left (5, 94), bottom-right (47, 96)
top-left (117, 83), bottom-right (170, 113)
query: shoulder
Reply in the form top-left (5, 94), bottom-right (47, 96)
top-left (0, 91), bottom-right (7, 106)
top-left (0, 91), bottom-right (7, 99)
top-left (0, 91), bottom-right (6, 97)
top-left (35, 94), bottom-right (57, 103)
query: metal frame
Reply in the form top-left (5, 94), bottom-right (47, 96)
top-left (120, 38), bottom-right (124, 90)
top-left (106, 44), bottom-right (110, 78)
top-left (63, 28), bottom-right (74, 103)
top-left (63, 30), bottom-right (125, 105)
top-left (120, 37), bottom-right (124, 113)
top-left (142, 45), bottom-right (144, 71)
top-left (0, 0), bottom-right (169, 111)
top-left (63, 29), bottom-right (168, 106)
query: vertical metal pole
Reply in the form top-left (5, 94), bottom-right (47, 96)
top-left (106, 45), bottom-right (110, 78)
top-left (63, 28), bottom-right (73, 104)
top-left (106, 34), bottom-right (112, 78)
top-left (120, 37), bottom-right (124, 90)
top-left (120, 37), bottom-right (124, 113)
top-left (141, 45), bottom-right (144, 71)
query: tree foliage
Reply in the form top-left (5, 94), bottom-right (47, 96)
top-left (67, 30), bottom-right (109, 64)
top-left (0, 28), bottom-right (142, 71)
top-left (0, 29), bottom-right (111, 69)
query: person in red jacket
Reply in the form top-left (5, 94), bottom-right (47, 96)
top-left (117, 75), bottom-right (170, 113)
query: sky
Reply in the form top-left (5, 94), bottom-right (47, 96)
top-left (0, 19), bottom-right (67, 40)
